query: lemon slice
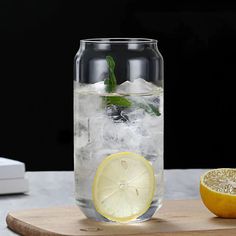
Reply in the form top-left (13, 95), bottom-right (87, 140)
top-left (92, 152), bottom-right (155, 223)
top-left (200, 168), bottom-right (236, 218)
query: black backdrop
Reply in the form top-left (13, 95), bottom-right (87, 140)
top-left (0, 1), bottom-right (235, 170)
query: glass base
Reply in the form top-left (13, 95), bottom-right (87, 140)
top-left (76, 198), bottom-right (163, 223)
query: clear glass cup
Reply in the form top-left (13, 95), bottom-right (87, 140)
top-left (74, 38), bottom-right (164, 223)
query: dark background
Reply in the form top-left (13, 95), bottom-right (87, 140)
top-left (0, 1), bottom-right (235, 170)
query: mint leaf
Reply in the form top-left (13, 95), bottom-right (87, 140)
top-left (104, 96), bottom-right (132, 107)
top-left (105, 56), bottom-right (117, 93)
top-left (104, 55), bottom-right (161, 115)
top-left (104, 55), bottom-right (131, 107)
top-left (132, 99), bottom-right (161, 116)
top-left (148, 104), bottom-right (161, 116)
top-left (106, 55), bottom-right (115, 71)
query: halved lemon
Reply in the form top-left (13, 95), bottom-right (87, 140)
top-left (92, 152), bottom-right (155, 223)
top-left (200, 168), bottom-right (236, 218)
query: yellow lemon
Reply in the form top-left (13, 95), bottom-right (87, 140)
top-left (92, 152), bottom-right (155, 223)
top-left (200, 168), bottom-right (236, 218)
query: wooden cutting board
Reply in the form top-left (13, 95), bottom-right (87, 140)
top-left (6, 199), bottom-right (236, 236)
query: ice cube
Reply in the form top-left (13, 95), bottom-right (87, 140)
top-left (102, 119), bottom-right (119, 144)
top-left (117, 123), bottom-right (139, 149)
top-left (90, 81), bottom-right (106, 94)
top-left (105, 105), bottom-right (129, 122)
top-left (76, 94), bottom-right (103, 117)
top-left (74, 81), bottom-right (106, 95)
top-left (100, 116), bottom-right (140, 151)
top-left (122, 108), bottom-right (146, 123)
top-left (117, 78), bottom-right (155, 95)
top-left (74, 120), bottom-right (89, 148)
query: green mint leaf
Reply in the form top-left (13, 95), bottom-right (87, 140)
top-left (106, 56), bottom-right (115, 71)
top-left (132, 99), bottom-right (161, 116)
top-left (105, 56), bottom-right (117, 93)
top-left (104, 55), bottom-right (131, 107)
top-left (104, 55), bottom-right (161, 114)
top-left (148, 104), bottom-right (161, 116)
top-left (104, 96), bottom-right (132, 107)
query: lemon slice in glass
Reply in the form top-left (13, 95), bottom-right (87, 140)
top-left (92, 152), bottom-right (155, 223)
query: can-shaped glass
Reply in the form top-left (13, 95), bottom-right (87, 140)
top-left (74, 38), bottom-right (163, 223)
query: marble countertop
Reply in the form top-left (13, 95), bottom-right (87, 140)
top-left (0, 170), bottom-right (208, 235)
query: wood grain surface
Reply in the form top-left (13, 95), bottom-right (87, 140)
top-left (6, 199), bottom-right (236, 236)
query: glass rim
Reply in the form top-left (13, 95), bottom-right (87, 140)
top-left (80, 38), bottom-right (157, 44)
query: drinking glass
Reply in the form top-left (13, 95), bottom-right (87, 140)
top-left (74, 38), bottom-right (163, 223)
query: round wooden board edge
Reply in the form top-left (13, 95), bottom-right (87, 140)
top-left (6, 213), bottom-right (59, 236)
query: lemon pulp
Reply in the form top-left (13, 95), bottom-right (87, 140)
top-left (92, 152), bottom-right (155, 223)
top-left (200, 168), bottom-right (236, 218)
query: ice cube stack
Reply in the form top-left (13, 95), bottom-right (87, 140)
top-left (0, 157), bottom-right (28, 194)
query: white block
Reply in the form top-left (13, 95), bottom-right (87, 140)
top-left (0, 178), bottom-right (28, 195)
top-left (0, 157), bottom-right (25, 179)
